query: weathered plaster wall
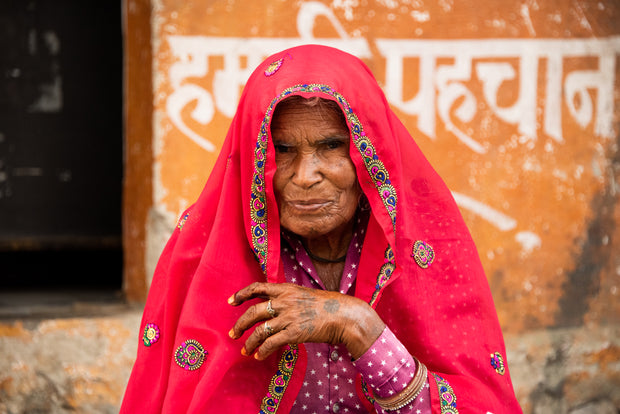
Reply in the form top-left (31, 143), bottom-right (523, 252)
top-left (1, 0), bottom-right (619, 413)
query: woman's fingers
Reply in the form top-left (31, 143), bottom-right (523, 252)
top-left (242, 319), bottom-right (288, 359)
top-left (229, 299), bottom-right (275, 339)
top-left (254, 331), bottom-right (290, 360)
top-left (228, 282), bottom-right (284, 306)
top-left (228, 283), bottom-right (317, 354)
top-left (228, 282), bottom-right (378, 359)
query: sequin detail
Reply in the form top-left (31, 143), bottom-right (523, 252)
top-left (142, 323), bottom-right (160, 347)
top-left (369, 246), bottom-right (395, 307)
top-left (433, 374), bottom-right (459, 413)
top-left (177, 213), bottom-right (189, 230)
top-left (264, 58), bottom-right (284, 76)
top-left (251, 84), bottom-right (398, 274)
top-left (490, 352), bottom-right (506, 375)
top-left (412, 240), bottom-right (434, 268)
top-left (174, 339), bottom-right (206, 371)
top-left (259, 344), bottom-right (298, 413)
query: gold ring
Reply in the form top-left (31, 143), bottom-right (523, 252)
top-left (264, 321), bottom-right (274, 336)
top-left (266, 299), bottom-right (276, 318)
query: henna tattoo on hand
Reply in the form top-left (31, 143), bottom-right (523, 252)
top-left (297, 291), bottom-right (318, 335)
top-left (323, 299), bottom-right (340, 314)
top-left (300, 320), bottom-right (316, 335)
top-left (299, 307), bottom-right (318, 322)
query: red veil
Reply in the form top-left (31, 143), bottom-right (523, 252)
top-left (121, 45), bottom-right (521, 413)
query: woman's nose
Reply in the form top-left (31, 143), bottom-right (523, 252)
top-left (291, 153), bottom-right (322, 188)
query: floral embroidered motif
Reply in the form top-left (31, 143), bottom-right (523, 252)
top-left (490, 352), bottom-right (506, 375)
top-left (369, 246), bottom-right (395, 307)
top-left (142, 323), bottom-right (160, 347)
top-left (433, 374), bottom-right (459, 413)
top-left (259, 344), bottom-right (299, 413)
top-left (177, 213), bottom-right (189, 230)
top-left (412, 240), bottom-right (434, 268)
top-left (264, 58), bottom-right (284, 76)
top-left (174, 339), bottom-right (206, 371)
top-left (251, 84), bottom-right (398, 273)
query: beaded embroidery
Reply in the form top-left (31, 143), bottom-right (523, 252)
top-left (259, 344), bottom-right (298, 413)
top-left (174, 339), bottom-right (206, 371)
top-left (177, 213), bottom-right (189, 230)
top-left (412, 240), bottom-right (434, 268)
top-left (264, 58), bottom-right (284, 76)
top-left (251, 108), bottom-right (270, 272)
top-left (361, 379), bottom-right (376, 404)
top-left (490, 352), bottom-right (506, 375)
top-left (251, 84), bottom-right (398, 274)
top-left (142, 323), bottom-right (160, 347)
top-left (433, 374), bottom-right (459, 413)
top-left (369, 246), bottom-right (395, 307)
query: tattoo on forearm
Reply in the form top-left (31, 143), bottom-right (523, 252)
top-left (323, 299), bottom-right (340, 314)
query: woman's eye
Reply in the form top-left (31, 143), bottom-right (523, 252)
top-left (275, 144), bottom-right (290, 153)
top-left (325, 140), bottom-right (345, 150)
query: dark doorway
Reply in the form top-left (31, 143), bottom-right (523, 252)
top-left (0, 1), bottom-right (123, 291)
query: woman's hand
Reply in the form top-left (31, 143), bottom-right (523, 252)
top-left (228, 282), bottom-right (385, 360)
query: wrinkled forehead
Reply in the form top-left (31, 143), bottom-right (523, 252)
top-left (271, 95), bottom-right (349, 132)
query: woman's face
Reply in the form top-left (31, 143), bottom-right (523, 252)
top-left (271, 98), bottom-right (361, 241)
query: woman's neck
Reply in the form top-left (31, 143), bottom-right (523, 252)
top-left (301, 219), bottom-right (355, 292)
top-left (314, 261), bottom-right (346, 292)
top-left (302, 220), bottom-right (354, 263)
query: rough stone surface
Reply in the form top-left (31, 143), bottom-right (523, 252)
top-left (0, 310), bottom-right (141, 414)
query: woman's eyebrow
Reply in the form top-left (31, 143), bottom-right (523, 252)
top-left (272, 139), bottom-right (294, 145)
top-left (315, 135), bottom-right (349, 145)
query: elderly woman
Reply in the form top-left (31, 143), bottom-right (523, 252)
top-left (121, 45), bottom-right (521, 413)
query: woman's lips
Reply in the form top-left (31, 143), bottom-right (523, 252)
top-left (287, 199), bottom-right (331, 211)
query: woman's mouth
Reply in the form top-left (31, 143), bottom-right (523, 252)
top-left (288, 199), bottom-right (331, 212)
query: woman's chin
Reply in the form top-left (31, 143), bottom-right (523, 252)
top-left (282, 224), bottom-right (326, 240)
top-left (280, 218), bottom-right (351, 242)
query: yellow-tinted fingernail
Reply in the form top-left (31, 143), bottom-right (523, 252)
top-left (241, 347), bottom-right (247, 356)
top-left (254, 352), bottom-right (261, 360)
top-left (228, 329), bottom-right (235, 339)
top-left (227, 295), bottom-right (235, 305)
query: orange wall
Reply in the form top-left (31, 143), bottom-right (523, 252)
top-left (139, 0), bottom-right (620, 336)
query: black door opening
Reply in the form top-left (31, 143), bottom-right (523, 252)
top-left (0, 1), bottom-right (123, 291)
